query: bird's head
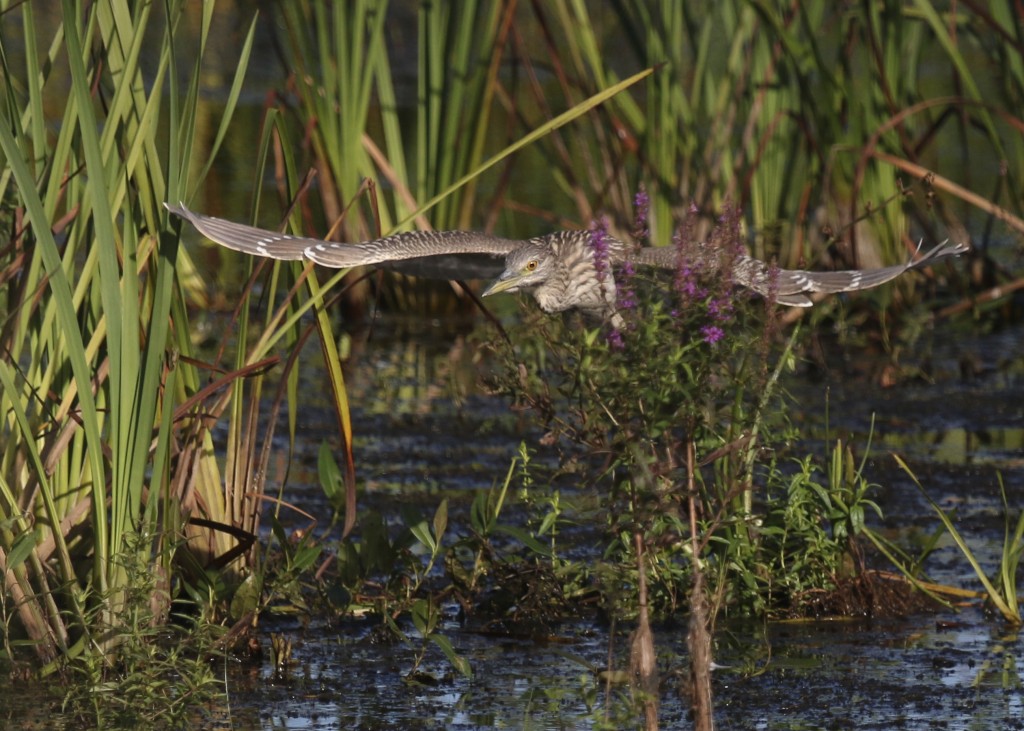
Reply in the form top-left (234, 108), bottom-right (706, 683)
top-left (481, 243), bottom-right (553, 297)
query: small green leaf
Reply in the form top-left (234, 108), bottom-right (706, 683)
top-left (6, 531), bottom-right (36, 571)
top-left (409, 519), bottom-right (436, 554)
top-left (318, 441), bottom-right (345, 511)
top-left (410, 598), bottom-right (430, 635)
top-left (494, 525), bottom-right (553, 557)
top-left (537, 511), bottom-right (558, 537)
top-left (432, 499), bottom-right (448, 545)
top-left (470, 491), bottom-right (489, 534)
top-left (850, 505), bottom-right (864, 535)
top-left (292, 544), bottom-right (322, 573)
top-left (336, 541), bottom-right (362, 585)
top-left (324, 584), bottom-right (351, 609)
top-left (430, 633), bottom-right (472, 679)
top-left (362, 512), bottom-right (395, 575)
top-left (230, 573), bottom-right (262, 620)
top-left (270, 516), bottom-right (289, 549)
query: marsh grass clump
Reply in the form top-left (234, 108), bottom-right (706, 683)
top-left (60, 538), bottom-right (226, 730)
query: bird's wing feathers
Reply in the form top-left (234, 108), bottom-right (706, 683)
top-left (763, 241), bottom-right (969, 302)
top-left (165, 203), bottom-right (314, 260)
top-left (303, 230), bottom-right (523, 268)
top-left (628, 246), bottom-right (678, 269)
top-left (630, 240), bottom-right (968, 306)
top-left (165, 203), bottom-right (523, 273)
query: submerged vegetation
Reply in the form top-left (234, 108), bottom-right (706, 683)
top-left (0, 0), bottom-right (1021, 728)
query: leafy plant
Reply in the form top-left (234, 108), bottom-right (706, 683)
top-left (60, 535), bottom-right (225, 729)
top-left (318, 454), bottom-right (473, 678)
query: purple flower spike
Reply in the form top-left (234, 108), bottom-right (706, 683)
top-left (589, 216), bottom-right (611, 283)
top-left (633, 185), bottom-right (650, 241)
top-left (607, 328), bottom-right (625, 350)
top-left (673, 203), bottom-right (702, 305)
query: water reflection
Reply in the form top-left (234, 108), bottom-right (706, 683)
top-left (881, 426), bottom-right (1024, 466)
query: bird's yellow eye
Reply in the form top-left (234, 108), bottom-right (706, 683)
top-left (525, 259), bottom-right (539, 272)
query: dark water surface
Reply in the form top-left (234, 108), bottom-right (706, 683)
top-left (218, 610), bottom-right (1021, 730)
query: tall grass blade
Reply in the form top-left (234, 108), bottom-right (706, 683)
top-left (895, 455), bottom-right (1019, 624)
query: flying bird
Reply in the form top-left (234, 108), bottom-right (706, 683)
top-left (166, 203), bottom-right (968, 322)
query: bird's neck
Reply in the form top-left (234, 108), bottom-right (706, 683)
top-left (534, 279), bottom-right (569, 313)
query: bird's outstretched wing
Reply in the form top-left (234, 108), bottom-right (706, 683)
top-left (165, 203), bottom-right (523, 277)
top-left (754, 241), bottom-right (971, 306)
top-left (166, 203), bottom-right (316, 260)
top-left (631, 240), bottom-right (969, 307)
top-left (168, 202), bottom-right (968, 309)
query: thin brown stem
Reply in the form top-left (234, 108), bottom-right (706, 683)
top-left (687, 437), bottom-right (715, 731)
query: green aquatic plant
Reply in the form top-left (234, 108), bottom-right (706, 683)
top-left (897, 459), bottom-right (1024, 625)
top-left (0, 0), bottom-right (356, 691)
top-left (0, 0), bottom-right (262, 667)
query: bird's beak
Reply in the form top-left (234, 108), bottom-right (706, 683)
top-left (481, 271), bottom-right (521, 298)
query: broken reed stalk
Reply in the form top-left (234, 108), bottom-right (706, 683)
top-left (631, 531), bottom-right (659, 730)
top-left (687, 437), bottom-right (715, 731)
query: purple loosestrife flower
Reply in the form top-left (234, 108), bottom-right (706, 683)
top-left (589, 216), bottom-right (627, 348)
top-left (717, 202), bottom-right (746, 286)
top-left (706, 296), bottom-right (734, 323)
top-left (674, 264), bottom-right (706, 309)
top-left (606, 276), bottom-right (631, 349)
top-left (616, 259), bottom-right (638, 312)
top-left (700, 325), bottom-right (725, 345)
